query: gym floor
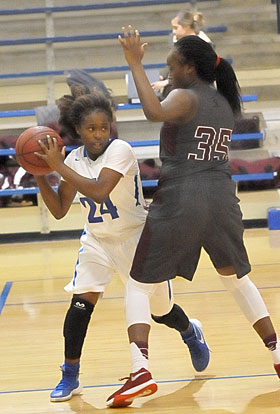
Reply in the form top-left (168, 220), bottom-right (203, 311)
top-left (0, 228), bottom-right (280, 413)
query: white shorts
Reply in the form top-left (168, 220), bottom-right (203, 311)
top-left (64, 228), bottom-right (143, 294)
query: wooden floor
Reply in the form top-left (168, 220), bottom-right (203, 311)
top-left (0, 228), bottom-right (280, 413)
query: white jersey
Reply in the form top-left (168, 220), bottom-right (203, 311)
top-left (197, 30), bottom-right (213, 45)
top-left (63, 139), bottom-right (147, 239)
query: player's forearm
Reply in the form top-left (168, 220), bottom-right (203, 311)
top-left (130, 63), bottom-right (164, 121)
top-left (55, 163), bottom-right (106, 203)
top-left (35, 176), bottom-right (65, 219)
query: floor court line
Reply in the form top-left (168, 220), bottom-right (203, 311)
top-left (1, 285), bottom-right (280, 312)
top-left (4, 260), bottom-right (280, 285)
top-left (0, 281), bottom-right (13, 315)
top-left (0, 372), bottom-right (277, 395)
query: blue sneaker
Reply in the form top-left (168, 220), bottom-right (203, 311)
top-left (50, 363), bottom-right (83, 402)
top-left (181, 319), bottom-right (210, 372)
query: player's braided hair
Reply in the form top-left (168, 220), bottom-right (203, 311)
top-left (58, 85), bottom-right (113, 140)
top-left (174, 35), bottom-right (242, 115)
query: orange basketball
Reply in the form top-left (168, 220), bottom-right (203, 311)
top-left (15, 126), bottom-right (64, 175)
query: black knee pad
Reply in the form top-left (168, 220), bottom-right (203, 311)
top-left (63, 297), bottom-right (94, 359)
top-left (152, 303), bottom-right (189, 332)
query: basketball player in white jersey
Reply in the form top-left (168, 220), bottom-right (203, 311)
top-left (35, 86), bottom-right (209, 403)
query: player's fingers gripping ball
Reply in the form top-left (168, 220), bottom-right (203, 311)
top-left (15, 126), bottom-right (64, 175)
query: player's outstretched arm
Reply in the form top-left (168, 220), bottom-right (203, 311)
top-left (118, 25), bottom-right (162, 121)
top-left (118, 25), bottom-right (193, 122)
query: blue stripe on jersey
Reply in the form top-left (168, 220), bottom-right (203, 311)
top-left (72, 247), bottom-right (84, 287)
top-left (73, 264), bottom-right (78, 287)
top-left (167, 280), bottom-right (172, 301)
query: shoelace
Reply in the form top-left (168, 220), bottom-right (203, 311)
top-left (54, 377), bottom-right (75, 390)
top-left (118, 375), bottom-right (130, 381)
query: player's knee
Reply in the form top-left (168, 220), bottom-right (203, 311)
top-left (63, 297), bottom-right (94, 359)
top-left (216, 265), bottom-right (236, 276)
top-left (152, 303), bottom-right (189, 332)
top-left (150, 296), bottom-right (173, 318)
top-left (219, 274), bottom-right (249, 291)
top-left (126, 276), bottom-right (155, 296)
top-left (76, 291), bottom-right (101, 306)
top-left (149, 280), bottom-right (174, 317)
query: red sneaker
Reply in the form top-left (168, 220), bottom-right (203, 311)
top-left (274, 363), bottom-right (280, 378)
top-left (106, 368), bottom-right (158, 408)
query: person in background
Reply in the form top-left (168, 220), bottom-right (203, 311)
top-left (171, 10), bottom-right (213, 45)
top-left (105, 26), bottom-right (280, 408)
top-left (152, 10), bottom-right (214, 100)
top-left (34, 85), bottom-right (209, 402)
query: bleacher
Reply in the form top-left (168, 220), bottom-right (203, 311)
top-left (0, 0), bottom-right (280, 237)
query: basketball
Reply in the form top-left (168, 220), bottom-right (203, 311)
top-left (15, 126), bottom-right (64, 175)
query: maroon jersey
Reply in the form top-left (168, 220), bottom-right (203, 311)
top-left (160, 84), bottom-right (234, 180)
top-left (131, 84), bottom-right (251, 284)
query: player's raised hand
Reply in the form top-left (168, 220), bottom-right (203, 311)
top-left (118, 25), bottom-right (148, 65)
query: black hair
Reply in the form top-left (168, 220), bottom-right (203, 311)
top-left (174, 35), bottom-right (242, 115)
top-left (66, 69), bottom-right (117, 112)
top-left (57, 85), bottom-right (113, 140)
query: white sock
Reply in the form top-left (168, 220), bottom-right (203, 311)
top-left (271, 340), bottom-right (280, 364)
top-left (130, 342), bottom-right (149, 373)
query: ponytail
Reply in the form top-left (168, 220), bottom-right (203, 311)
top-left (215, 58), bottom-right (242, 116)
top-left (175, 35), bottom-right (242, 116)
